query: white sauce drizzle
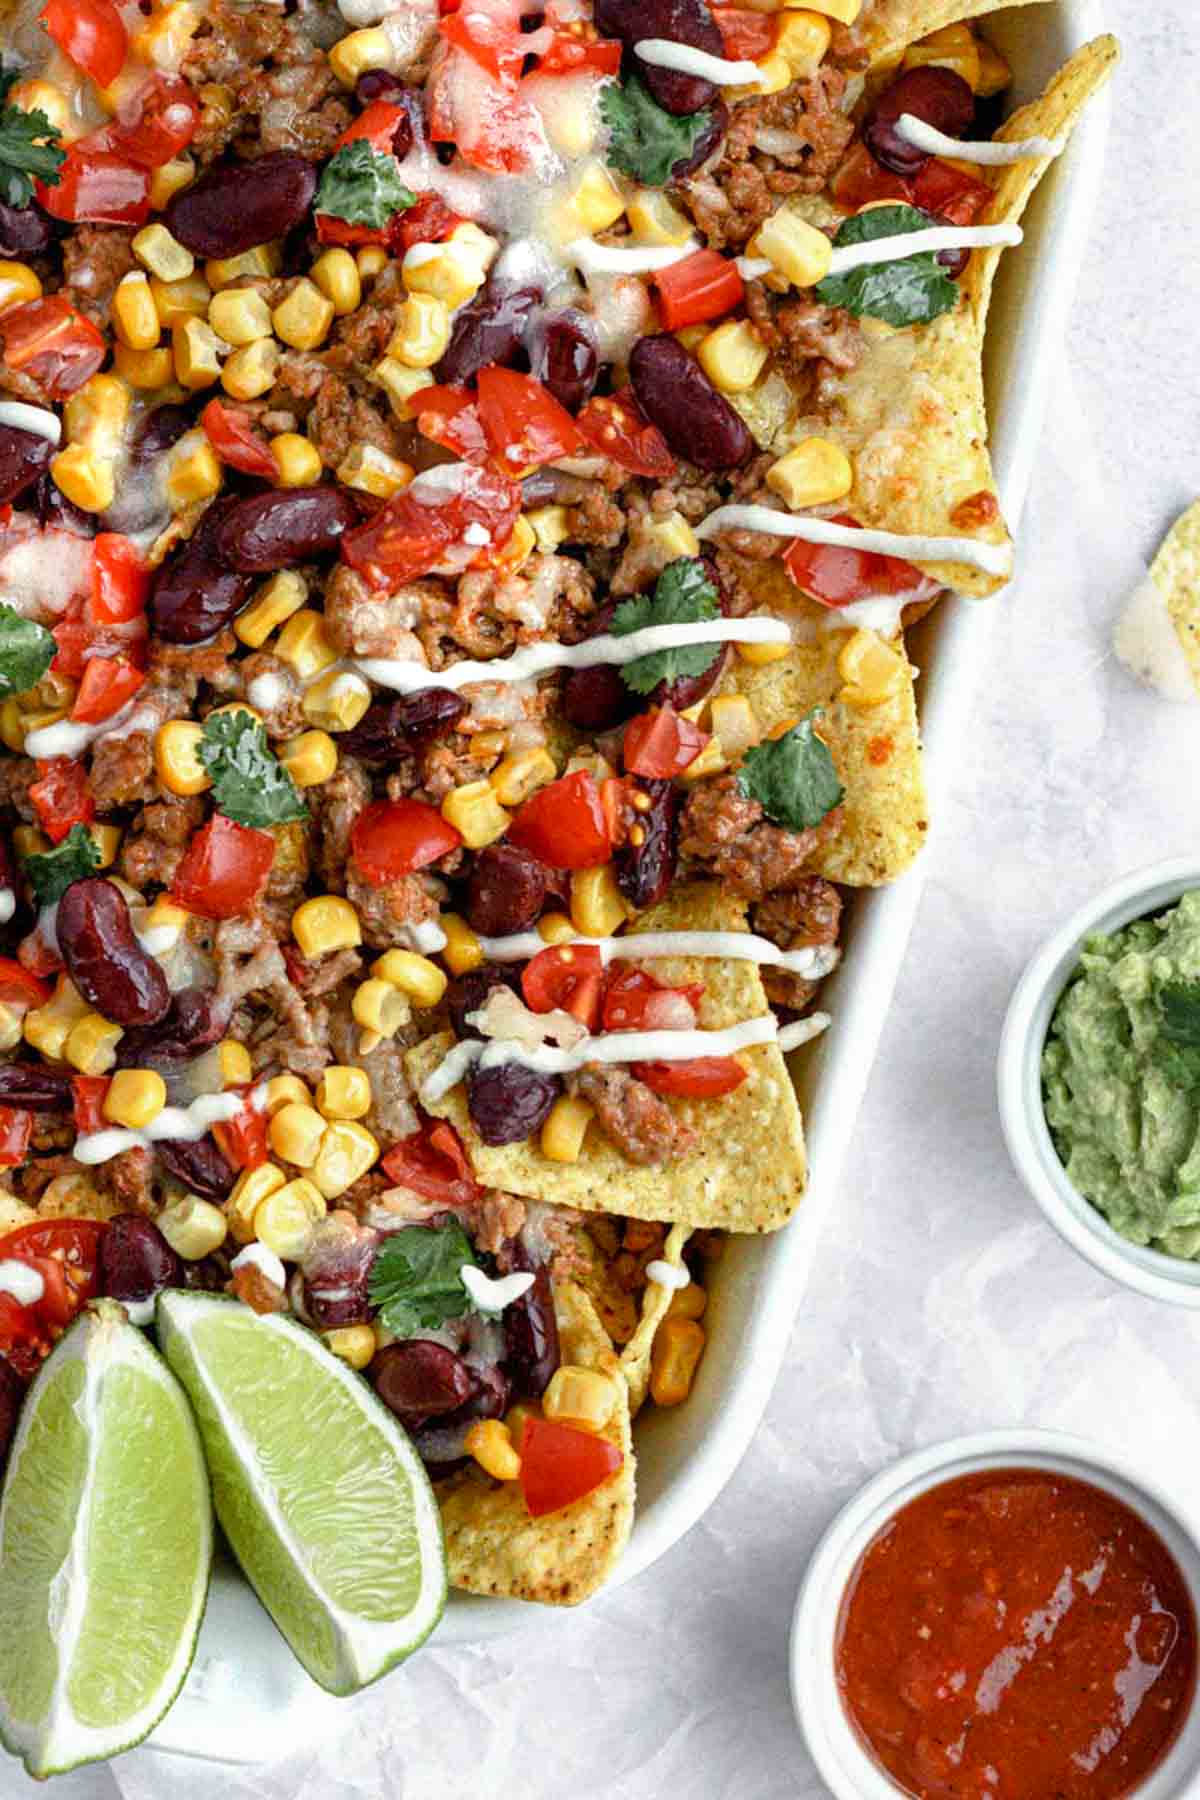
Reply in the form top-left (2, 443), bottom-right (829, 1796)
top-left (460, 1265), bottom-right (536, 1314)
top-left (645, 1258), bottom-right (690, 1291)
top-left (826, 222), bottom-right (1022, 278)
top-left (0, 401), bottom-right (61, 445)
top-left (0, 1259), bottom-right (45, 1305)
top-left (230, 1242), bottom-right (287, 1288)
top-left (400, 919), bottom-right (449, 954)
top-left (895, 115), bottom-right (1065, 166)
top-left (247, 672), bottom-right (286, 713)
top-left (735, 256), bottom-right (773, 280)
top-left (0, 888), bottom-right (14, 925)
top-left (567, 237), bottom-right (699, 277)
top-left (24, 701), bottom-right (159, 761)
top-left (634, 38), bottom-right (759, 83)
top-left (695, 506), bottom-right (1013, 577)
top-left (74, 1092), bottom-right (244, 1166)
top-left (475, 928), bottom-right (841, 982)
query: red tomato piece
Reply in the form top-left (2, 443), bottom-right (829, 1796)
top-left (0, 961), bottom-right (49, 1011)
top-left (576, 390), bottom-right (675, 479)
top-left (829, 142), bottom-right (915, 213)
top-left (0, 1108), bottom-right (32, 1169)
top-left (439, 4), bottom-right (525, 84)
top-left (911, 157), bottom-right (993, 225)
top-left (72, 1075), bottom-right (110, 1135)
top-left (200, 399), bottom-right (279, 480)
top-left (30, 758), bottom-right (94, 845)
top-left (380, 1119), bottom-right (482, 1205)
top-left (599, 775), bottom-right (629, 852)
top-left (37, 149), bottom-right (151, 226)
top-left (335, 99), bottom-right (411, 154)
top-left (633, 1056), bottom-right (748, 1097)
top-left (0, 297), bottom-right (106, 401)
top-left (42, 0), bottom-right (127, 86)
top-left (415, 384), bottom-right (489, 463)
top-left (623, 706), bottom-right (709, 779)
top-left (427, 42), bottom-right (546, 174)
top-left (0, 1220), bottom-right (105, 1375)
top-left (350, 798), bottom-right (462, 882)
top-left (507, 770), bottom-right (611, 869)
top-left (91, 533), bottom-right (149, 623)
top-left (783, 513), bottom-right (940, 609)
top-left (85, 74), bottom-right (200, 167)
top-left (522, 944), bottom-right (604, 1031)
top-left (315, 212), bottom-right (392, 249)
top-left (711, 8), bottom-right (776, 59)
top-left (171, 814), bottom-right (276, 919)
top-left (341, 464), bottom-right (521, 589)
top-left (71, 656), bottom-right (144, 725)
top-left (536, 31), bottom-right (622, 73)
top-left (393, 193), bottom-right (465, 251)
top-left (519, 1414), bottom-right (624, 1517)
top-left (653, 249), bottom-right (744, 331)
top-left (213, 1088), bottom-right (268, 1172)
top-left (476, 368), bottom-right (586, 477)
top-left (601, 967), bottom-right (703, 1032)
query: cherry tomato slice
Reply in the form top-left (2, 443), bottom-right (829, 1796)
top-left (91, 533), bottom-right (149, 623)
top-left (783, 513), bottom-right (940, 609)
top-left (623, 706), bottom-right (709, 779)
top-left (340, 465), bottom-right (521, 589)
top-left (72, 1075), bottom-right (110, 1135)
top-left (427, 44), bottom-right (546, 174)
top-left (37, 149), bottom-right (151, 226)
top-left (0, 1219), bottom-right (106, 1370)
top-left (200, 399), bottom-right (279, 479)
top-left (507, 771), bottom-right (611, 870)
top-left (380, 1120), bottom-right (481, 1205)
top-left (29, 758), bottom-right (94, 844)
top-left (84, 74), bottom-right (201, 168)
top-left (519, 1414), bottom-right (623, 1517)
top-left (42, 0), bottom-right (127, 87)
top-left (633, 1056), bottom-right (748, 1097)
top-left (601, 967), bottom-right (703, 1032)
top-left (71, 656), bottom-right (144, 724)
top-left (350, 798), bottom-right (463, 882)
top-left (476, 367), bottom-right (586, 478)
top-left (576, 391), bottom-right (675, 479)
top-left (653, 249), bottom-right (744, 331)
top-left (711, 7), bottom-right (776, 59)
top-left (212, 1087), bottom-right (268, 1172)
top-left (415, 384), bottom-right (489, 463)
top-left (335, 99), bottom-right (411, 155)
top-left (394, 193), bottom-right (465, 251)
top-left (171, 814), bottom-right (276, 919)
top-left (911, 156), bottom-right (993, 225)
top-left (0, 1107), bottom-right (32, 1169)
top-left (0, 960), bottom-right (49, 1010)
top-left (522, 944), bottom-right (604, 1031)
top-left (536, 32), bottom-right (622, 73)
top-left (0, 297), bottom-right (106, 401)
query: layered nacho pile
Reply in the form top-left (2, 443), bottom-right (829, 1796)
top-left (0, 0), bottom-right (1113, 1604)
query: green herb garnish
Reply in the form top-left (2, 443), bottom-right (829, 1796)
top-left (199, 710), bottom-right (306, 829)
top-left (612, 558), bottom-right (722, 696)
top-left (314, 140), bottom-right (416, 230)
top-left (600, 74), bottom-right (716, 189)
top-left (0, 602), bottom-right (55, 701)
top-left (367, 1223), bottom-right (479, 1337)
top-left (0, 67), bottom-right (65, 208)
top-left (736, 712), bottom-right (843, 832)
top-left (814, 203), bottom-right (959, 329)
top-left (22, 823), bottom-right (100, 908)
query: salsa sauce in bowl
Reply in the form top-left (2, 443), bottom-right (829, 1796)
top-left (835, 1469), bottom-right (1197, 1800)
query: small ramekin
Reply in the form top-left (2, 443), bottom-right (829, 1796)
top-left (790, 1429), bottom-right (1200, 1800)
top-left (998, 857), bottom-right (1200, 1308)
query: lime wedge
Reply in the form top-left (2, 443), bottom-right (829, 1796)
top-left (0, 1302), bottom-right (212, 1779)
top-left (156, 1291), bottom-right (446, 1694)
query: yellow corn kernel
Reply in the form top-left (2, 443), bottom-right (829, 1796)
top-left (975, 38), bottom-right (1012, 98)
top-left (797, 0), bottom-right (858, 19)
top-left (159, 1196), bottom-right (228, 1260)
top-left (23, 979), bottom-right (91, 1061)
top-left (544, 1365), bottom-right (617, 1432)
top-left (234, 570), bottom-right (307, 649)
top-left (0, 699), bottom-right (25, 753)
top-left (254, 1178), bottom-right (326, 1257)
top-left (440, 914), bottom-right (483, 977)
top-left (151, 277), bottom-right (212, 336)
top-left (678, 736), bottom-right (728, 782)
top-left (87, 823), bottom-right (122, 871)
top-left (535, 912), bottom-right (574, 946)
top-left (165, 432), bottom-right (223, 509)
top-left (774, 10), bottom-right (831, 74)
top-left (50, 446), bottom-right (114, 514)
top-left (837, 626), bottom-right (907, 707)
top-left (903, 22), bottom-right (980, 87)
top-left (113, 343), bottom-right (174, 390)
top-left (64, 374), bottom-right (130, 454)
top-left (386, 293), bottom-right (450, 369)
top-left (291, 895), bottom-right (362, 959)
top-left (570, 865), bottom-right (628, 938)
top-left (205, 244), bottom-right (281, 290)
top-left (268, 1101), bottom-right (326, 1169)
top-left (465, 1419), bottom-right (521, 1482)
top-left (173, 316), bottom-right (223, 390)
top-left (352, 979), bottom-right (411, 1041)
top-left (12, 824), bottom-right (49, 858)
top-left (132, 0), bottom-right (199, 69)
top-left (208, 286), bottom-right (272, 346)
top-left (143, 898), bottom-right (190, 943)
top-left (135, 224), bottom-right (196, 284)
top-left (356, 245), bottom-right (389, 282)
top-left (441, 780), bottom-right (510, 850)
top-left (626, 189), bottom-right (693, 248)
top-left (372, 950), bottom-right (447, 1009)
top-left (301, 670), bottom-right (371, 733)
top-left (697, 319), bottom-right (769, 395)
top-left (149, 155), bottom-right (194, 209)
top-left (312, 1120), bottom-right (379, 1200)
top-left (154, 720), bottom-right (211, 796)
top-left (667, 1280), bottom-right (708, 1320)
top-left (103, 1068), bottom-right (167, 1130)
top-left (0, 261), bottom-right (43, 313)
top-left (316, 1066), bottom-right (372, 1122)
top-left (336, 443), bottom-right (413, 499)
top-left (218, 1040), bottom-right (253, 1086)
top-left (322, 1323), bottom-right (376, 1370)
top-left (280, 729), bottom-right (337, 788)
top-left (750, 208), bottom-right (833, 289)
top-left (310, 247), bottom-right (361, 317)
top-left (0, 1004), bottom-right (22, 1053)
top-left (767, 436), bottom-right (853, 510)
top-left (650, 1316), bottom-right (706, 1405)
top-left (272, 278), bottom-right (334, 352)
top-left (329, 25), bottom-right (397, 84)
top-left (227, 1161), bottom-right (286, 1242)
top-left (402, 224), bottom-right (496, 308)
top-left (111, 271), bottom-right (159, 351)
top-left (541, 1094), bottom-right (594, 1165)
top-left (64, 1013), bottom-right (123, 1077)
top-left (555, 160), bottom-right (625, 241)
top-left (263, 1074), bottom-right (311, 1118)
top-left (372, 357), bottom-right (434, 420)
top-left (487, 747), bottom-right (555, 810)
top-left (525, 505), bottom-right (570, 554)
top-left (735, 635), bottom-right (791, 667)
top-left (710, 693), bottom-right (761, 755)
top-left (220, 337), bottom-right (279, 402)
top-left (7, 79), bottom-right (70, 138)
top-left (269, 431), bottom-right (322, 488)
top-left (674, 322), bottom-right (709, 353)
top-left (274, 608), bottom-right (337, 680)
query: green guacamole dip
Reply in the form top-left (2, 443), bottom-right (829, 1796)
top-left (1042, 891), bottom-right (1200, 1257)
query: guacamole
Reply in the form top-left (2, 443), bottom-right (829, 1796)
top-left (1042, 891), bottom-right (1200, 1257)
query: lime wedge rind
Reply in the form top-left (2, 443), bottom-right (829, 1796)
top-left (156, 1291), bottom-right (446, 1696)
top-left (0, 1307), bottom-right (212, 1779)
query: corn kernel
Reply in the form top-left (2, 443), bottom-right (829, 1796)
top-left (0, 699), bottom-right (24, 753)
top-left (678, 737), bottom-right (728, 781)
top-left (336, 443), bottom-right (413, 499)
top-left (254, 1178), bottom-right (326, 1257)
top-left (774, 10), bottom-right (831, 74)
top-left (292, 895), bottom-right (362, 959)
top-left (537, 912), bottom-right (576, 946)
top-left (356, 245), bottom-right (389, 282)
top-left (525, 504), bottom-right (570, 554)
top-left (401, 224), bottom-right (496, 309)
top-left (301, 670), bottom-right (371, 733)
top-left (268, 1101), bottom-right (326, 1169)
top-left (541, 1094), bottom-right (594, 1164)
top-left (388, 292), bottom-right (451, 369)
top-left (234, 570), bottom-right (307, 649)
top-left (143, 897), bottom-right (190, 938)
top-left (149, 156), bottom-right (195, 209)
top-left (440, 913), bottom-right (483, 976)
top-left (220, 337), bottom-right (279, 401)
top-left (280, 729), bottom-right (337, 788)
top-left (735, 635), bottom-right (792, 666)
top-left (132, 0), bottom-right (199, 70)
top-left (64, 1012), bottom-right (123, 1076)
top-left (165, 432), bottom-right (223, 509)
top-left (269, 431), bottom-right (322, 488)
top-left (135, 224), bottom-right (195, 283)
top-left (766, 436), bottom-right (853, 510)
top-left (208, 286), bottom-right (272, 346)
top-left (637, 510), bottom-right (701, 565)
top-left (544, 1365), bottom-right (617, 1432)
top-left (739, 53), bottom-right (791, 95)
top-left (227, 1162), bottom-right (286, 1242)
top-left (154, 719), bottom-right (211, 796)
top-left (488, 747), bottom-right (556, 809)
top-left (555, 160), bottom-right (625, 241)
top-left (111, 271), bottom-right (159, 351)
top-left (159, 1196), bottom-right (228, 1260)
top-left (37, 1175), bottom-right (104, 1221)
top-left (64, 374), bottom-right (130, 455)
top-left (464, 1419), bottom-right (521, 1482)
top-left (352, 979), bottom-right (411, 1040)
top-left (87, 823), bottom-right (121, 870)
top-left (114, 343), bottom-right (174, 390)
top-left (272, 278), bottom-right (334, 352)
top-left (441, 780), bottom-right (510, 850)
top-left (329, 25), bottom-right (397, 85)
top-left (837, 626), bottom-right (907, 707)
top-left (205, 245), bottom-right (280, 290)
top-left (311, 246), bottom-right (361, 317)
top-left (710, 693), bottom-right (761, 755)
top-left (570, 865), bottom-right (628, 938)
top-left (0, 260), bottom-right (42, 314)
top-left (275, 608), bottom-right (337, 680)
top-left (372, 357), bottom-right (434, 420)
top-left (372, 950), bottom-right (447, 1009)
top-left (902, 22), bottom-right (980, 90)
top-left (218, 1040), bottom-right (253, 1086)
top-left (316, 1067), bottom-right (372, 1121)
top-left (104, 1068), bottom-right (167, 1130)
top-left (172, 316), bottom-right (223, 390)
top-left (750, 207), bottom-right (833, 289)
top-left (975, 38), bottom-right (1012, 98)
top-left (12, 823), bottom-right (50, 858)
top-left (668, 1280), bottom-right (708, 1320)
top-left (23, 980), bottom-right (91, 1063)
top-left (263, 1074), bottom-right (310, 1117)
top-left (311, 1119), bottom-right (379, 1200)
top-left (626, 189), bottom-right (693, 248)
top-left (50, 446), bottom-right (114, 514)
top-left (322, 1324), bottom-right (376, 1370)
top-left (650, 1316), bottom-right (706, 1405)
top-left (698, 319), bottom-right (769, 395)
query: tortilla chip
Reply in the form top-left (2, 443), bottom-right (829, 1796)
top-left (437, 1281), bottom-right (634, 1605)
top-left (406, 882), bottom-right (809, 1231)
top-left (619, 1223), bottom-right (691, 1418)
top-left (1141, 500), bottom-right (1200, 697)
top-left (858, 0), bottom-right (1052, 71)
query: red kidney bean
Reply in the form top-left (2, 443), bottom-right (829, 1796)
top-left (0, 1357), bottom-right (22, 1469)
top-left (464, 844), bottom-right (549, 937)
top-left (614, 776), bottom-right (680, 909)
top-left (0, 829), bottom-right (16, 897)
top-left (934, 234), bottom-right (971, 278)
top-left (468, 1060), bottom-right (560, 1145)
top-left (56, 878), bottom-right (171, 1029)
top-left (151, 497), bottom-right (252, 642)
top-left (156, 1134), bottom-right (236, 1201)
top-left (630, 335), bottom-right (753, 471)
top-left (520, 468), bottom-right (603, 508)
top-left (655, 642), bottom-right (729, 712)
top-left (340, 689), bottom-right (468, 762)
top-left (527, 309), bottom-right (600, 414)
top-left (372, 1338), bottom-right (474, 1428)
top-left (99, 1214), bottom-right (181, 1305)
top-left (0, 425), bottom-right (52, 505)
top-left (596, 0), bottom-right (723, 112)
top-left (503, 1261), bottom-right (559, 1400)
top-left (0, 198), bottom-right (54, 259)
top-left (116, 987), bottom-right (231, 1072)
top-left (165, 151), bottom-right (317, 258)
top-left (31, 471), bottom-right (96, 537)
top-left (131, 402), bottom-right (193, 464)
top-left (561, 602), bottom-right (638, 733)
top-left (0, 1065), bottom-right (74, 1109)
top-left (446, 965), bottom-right (524, 1041)
top-left (410, 1365), bottom-right (511, 1466)
top-left (864, 66), bottom-right (975, 176)
top-left (436, 283), bottom-right (541, 387)
top-left (671, 98), bottom-right (727, 178)
top-left (214, 485), bottom-right (359, 573)
top-left (304, 1233), bottom-right (378, 1328)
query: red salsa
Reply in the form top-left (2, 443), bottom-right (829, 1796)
top-left (836, 1470), bottom-right (1197, 1800)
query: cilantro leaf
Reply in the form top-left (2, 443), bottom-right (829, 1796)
top-left (199, 710), bottom-right (307, 829)
top-left (22, 823), bottom-right (100, 908)
top-left (367, 1222), bottom-right (479, 1337)
top-left (600, 75), bottom-right (716, 189)
top-left (0, 70), bottom-right (65, 208)
top-left (612, 558), bottom-right (722, 696)
top-left (814, 203), bottom-right (959, 329)
top-left (315, 140), bottom-right (416, 230)
top-left (1158, 979), bottom-right (1200, 1049)
top-left (0, 603), bottom-right (55, 700)
top-left (736, 711), bottom-right (843, 831)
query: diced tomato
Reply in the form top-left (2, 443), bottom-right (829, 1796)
top-left (29, 759), bottom-right (94, 845)
top-left (380, 1119), bottom-right (482, 1205)
top-left (711, 7), bottom-right (776, 59)
top-left (213, 1088), bottom-right (268, 1172)
top-left (439, 0), bottom-right (526, 84)
top-left (633, 1056), bottom-right (748, 1097)
top-left (536, 31), bottom-right (622, 73)
top-left (17, 931), bottom-right (62, 980)
top-left (315, 212), bottom-right (392, 249)
top-left (341, 464), bottom-right (521, 589)
top-left (37, 148), bottom-right (151, 226)
top-left (783, 513), bottom-right (940, 609)
top-left (519, 1415), bottom-right (624, 1517)
top-left (335, 99), bottom-right (411, 155)
top-left (829, 142), bottom-right (915, 213)
top-left (476, 368), bottom-right (586, 478)
top-left (350, 799), bottom-right (462, 882)
top-left (72, 1075), bottom-right (110, 1135)
top-left (171, 814), bottom-right (276, 919)
top-left (507, 770), bottom-right (611, 870)
top-left (200, 399), bottom-right (279, 480)
top-left (601, 967), bottom-right (703, 1033)
top-left (394, 193), bottom-right (465, 252)
top-left (0, 297), bottom-right (106, 401)
top-left (415, 385), bottom-right (489, 463)
top-left (576, 391), bottom-right (675, 479)
top-left (911, 157), bottom-right (993, 226)
top-left (85, 74), bottom-right (201, 168)
top-left (653, 249), bottom-right (744, 331)
top-left (71, 656), bottom-right (144, 725)
top-left (0, 961), bottom-right (48, 1011)
top-left (91, 533), bottom-right (149, 623)
top-left (427, 40), bottom-right (547, 174)
top-left (42, 0), bottom-right (127, 87)
top-left (599, 775), bottom-right (629, 852)
top-left (522, 944), bottom-right (604, 1031)
top-left (0, 1108), bottom-right (32, 1170)
top-left (623, 706), bottom-right (709, 779)
top-left (0, 1220), bottom-right (105, 1377)
top-left (51, 593), bottom-right (147, 682)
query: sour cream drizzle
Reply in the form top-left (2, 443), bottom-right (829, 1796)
top-left (695, 506), bottom-right (1013, 577)
top-left (475, 928), bottom-right (840, 983)
top-left (567, 237), bottom-right (699, 277)
top-left (24, 701), bottom-right (160, 761)
top-left (826, 222), bottom-right (1022, 277)
top-left (74, 1092), bottom-right (244, 1166)
top-left (460, 1266), bottom-right (535, 1314)
top-left (0, 1259), bottom-right (45, 1305)
top-left (0, 401), bottom-right (61, 445)
top-left (645, 1258), bottom-right (690, 1291)
top-left (634, 39), bottom-right (759, 83)
top-left (896, 115), bottom-right (1065, 165)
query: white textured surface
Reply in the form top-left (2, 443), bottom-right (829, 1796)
top-left (4, 5), bottom-right (1200, 1798)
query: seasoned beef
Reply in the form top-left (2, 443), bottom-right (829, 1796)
top-left (753, 876), bottom-right (842, 1009)
top-left (59, 226), bottom-right (137, 325)
top-left (574, 1065), bottom-right (698, 1166)
top-left (310, 755), bottom-right (371, 894)
top-left (679, 774), bottom-right (840, 901)
top-left (345, 863), bottom-right (446, 949)
top-left (119, 793), bottom-right (206, 892)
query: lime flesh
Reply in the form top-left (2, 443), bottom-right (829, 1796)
top-left (156, 1291), bottom-right (446, 1694)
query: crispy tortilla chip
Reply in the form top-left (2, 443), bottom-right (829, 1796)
top-left (858, 0), bottom-right (1052, 71)
top-left (1116, 499), bottom-right (1200, 700)
top-left (406, 883), bottom-right (808, 1231)
top-left (437, 1281), bottom-right (634, 1605)
top-left (619, 1223), bottom-right (691, 1418)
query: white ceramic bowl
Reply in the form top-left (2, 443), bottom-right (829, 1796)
top-left (791, 1430), bottom-right (1200, 1800)
top-left (998, 858), bottom-right (1200, 1307)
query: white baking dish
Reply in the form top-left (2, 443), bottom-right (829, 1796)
top-left (151, 3), bottom-right (1113, 1761)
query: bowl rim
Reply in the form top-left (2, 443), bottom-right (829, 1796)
top-left (997, 857), bottom-right (1200, 1307)
top-left (789, 1428), bottom-right (1200, 1800)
